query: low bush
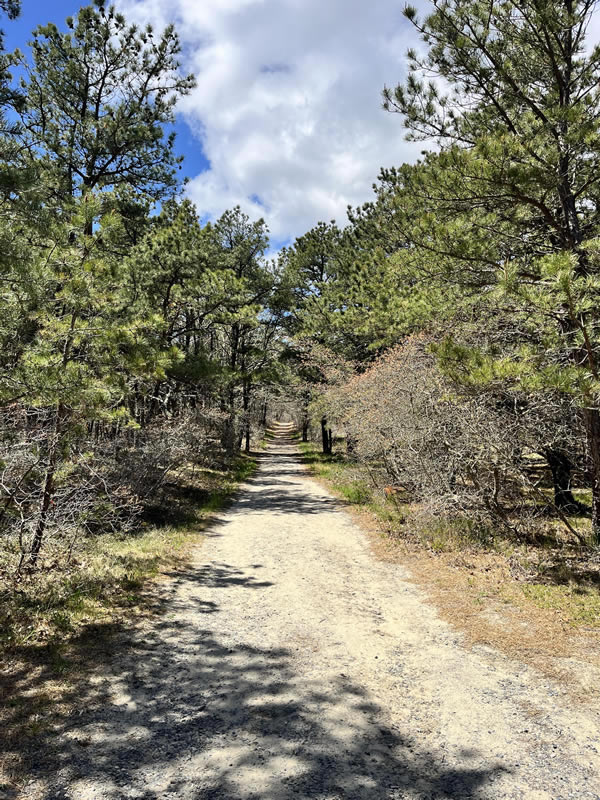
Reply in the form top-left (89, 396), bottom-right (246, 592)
top-left (315, 336), bottom-right (590, 545)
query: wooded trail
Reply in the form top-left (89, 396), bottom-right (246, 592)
top-left (23, 424), bottom-right (600, 799)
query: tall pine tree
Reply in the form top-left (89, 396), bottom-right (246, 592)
top-left (385, 0), bottom-right (600, 543)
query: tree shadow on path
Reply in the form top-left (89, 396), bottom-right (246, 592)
top-left (2, 437), bottom-right (510, 799)
top-left (2, 563), bottom-right (509, 800)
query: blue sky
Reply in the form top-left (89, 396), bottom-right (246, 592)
top-left (2, 0), bottom-right (427, 246)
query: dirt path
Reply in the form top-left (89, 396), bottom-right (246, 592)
top-left (21, 425), bottom-right (600, 799)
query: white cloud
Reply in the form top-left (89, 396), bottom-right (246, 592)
top-left (116, 0), bottom-right (427, 242)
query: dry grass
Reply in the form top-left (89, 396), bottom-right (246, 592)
top-left (0, 454), bottom-right (258, 793)
top-left (381, 539), bottom-right (600, 700)
top-left (299, 440), bottom-right (600, 702)
top-left (0, 456), bottom-right (257, 650)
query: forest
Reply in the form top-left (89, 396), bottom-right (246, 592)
top-left (2, 0), bottom-right (600, 642)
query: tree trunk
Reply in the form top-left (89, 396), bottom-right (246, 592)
top-left (242, 378), bottom-right (251, 453)
top-left (235, 421), bottom-right (244, 453)
top-left (321, 417), bottom-right (332, 455)
top-left (302, 419), bottom-right (309, 442)
top-left (28, 410), bottom-right (64, 568)
top-left (584, 407), bottom-right (600, 545)
top-left (321, 417), bottom-right (329, 454)
top-left (543, 448), bottom-right (580, 511)
top-left (221, 322), bottom-right (241, 456)
top-left (28, 462), bottom-right (55, 567)
top-left (222, 408), bottom-right (237, 456)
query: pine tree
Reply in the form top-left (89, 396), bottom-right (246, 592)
top-left (208, 207), bottom-right (272, 454)
top-left (385, 0), bottom-right (600, 543)
top-left (2, 1), bottom-right (195, 565)
top-left (2, 194), bottom-right (170, 565)
top-left (19, 1), bottom-right (195, 203)
top-left (0, 0), bottom-right (23, 193)
top-left (0, 1), bottom-right (20, 111)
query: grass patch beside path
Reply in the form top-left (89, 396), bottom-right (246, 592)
top-left (0, 453), bottom-right (258, 791)
top-left (0, 454), bottom-right (258, 653)
top-left (299, 440), bottom-right (600, 699)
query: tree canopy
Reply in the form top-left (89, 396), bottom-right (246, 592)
top-left (3, 0), bottom-right (600, 577)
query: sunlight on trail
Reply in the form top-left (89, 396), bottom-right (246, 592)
top-left (14, 428), bottom-right (600, 800)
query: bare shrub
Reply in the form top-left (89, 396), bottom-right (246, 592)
top-left (325, 336), bottom-right (587, 543)
top-left (0, 407), bottom-right (229, 571)
top-left (0, 411), bottom-right (141, 570)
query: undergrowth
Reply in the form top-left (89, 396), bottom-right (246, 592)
top-left (298, 440), bottom-right (600, 631)
top-left (0, 453), bottom-right (259, 792)
top-left (0, 454), bottom-right (258, 652)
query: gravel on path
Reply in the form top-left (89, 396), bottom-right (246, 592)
top-left (20, 424), bottom-right (600, 799)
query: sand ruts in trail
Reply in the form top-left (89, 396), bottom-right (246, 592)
top-left (19, 423), bottom-right (600, 799)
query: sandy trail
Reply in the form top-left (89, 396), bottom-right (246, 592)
top-left (22, 424), bottom-right (600, 799)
